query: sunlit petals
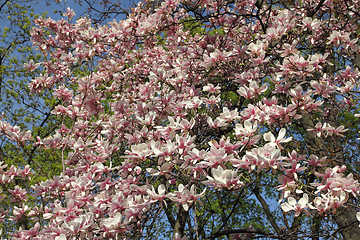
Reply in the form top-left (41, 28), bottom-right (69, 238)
top-left (203, 166), bottom-right (244, 190)
top-left (281, 194), bottom-right (313, 216)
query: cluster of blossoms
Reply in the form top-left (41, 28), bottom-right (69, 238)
top-left (0, 0), bottom-right (360, 239)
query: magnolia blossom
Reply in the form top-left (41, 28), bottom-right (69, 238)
top-left (308, 122), bottom-right (348, 138)
top-left (247, 40), bottom-right (268, 56)
top-left (168, 184), bottom-right (206, 211)
top-left (55, 234), bottom-right (67, 240)
top-left (310, 80), bottom-right (336, 98)
top-left (10, 204), bottom-right (31, 221)
top-left (263, 128), bottom-right (292, 150)
top-left (136, 112), bottom-right (157, 126)
top-left (234, 120), bottom-right (260, 146)
top-left (202, 49), bottom-right (232, 69)
top-left (302, 17), bottom-right (321, 30)
top-left (203, 83), bottom-right (221, 93)
top-left (203, 166), bottom-right (244, 190)
top-left (23, 59), bottom-right (41, 72)
top-left (277, 174), bottom-right (297, 200)
top-left (0, 121), bottom-right (32, 144)
top-left (147, 184), bottom-right (167, 202)
top-left (125, 143), bottom-right (152, 160)
top-left (237, 81), bottom-right (268, 99)
top-left (207, 116), bottom-right (227, 128)
top-left (240, 144), bottom-right (283, 171)
top-left (314, 192), bottom-right (348, 214)
top-left (217, 107), bottom-right (239, 122)
top-left (307, 154), bottom-right (326, 167)
top-left (103, 212), bottom-right (125, 229)
top-left (146, 162), bottom-right (173, 177)
top-left (281, 194), bottom-right (314, 216)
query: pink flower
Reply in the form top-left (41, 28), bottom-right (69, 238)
top-left (310, 80), bottom-right (335, 98)
top-left (307, 154), bottom-right (326, 167)
top-left (237, 81), bottom-right (267, 99)
top-left (147, 184), bottom-right (167, 202)
top-left (125, 143), bottom-right (152, 160)
top-left (203, 83), bottom-right (221, 93)
top-left (217, 107), bottom-right (239, 122)
top-left (9, 186), bottom-right (28, 202)
top-left (23, 59), bottom-right (41, 72)
top-left (169, 184), bottom-right (206, 211)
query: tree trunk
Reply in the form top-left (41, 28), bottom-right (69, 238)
top-left (334, 206), bottom-right (360, 240)
top-left (173, 206), bottom-right (188, 238)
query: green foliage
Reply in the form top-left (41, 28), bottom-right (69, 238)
top-left (221, 90), bottom-right (239, 106)
top-left (182, 17), bottom-right (206, 36)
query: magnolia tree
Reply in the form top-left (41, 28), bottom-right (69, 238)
top-left (1, 0), bottom-right (360, 239)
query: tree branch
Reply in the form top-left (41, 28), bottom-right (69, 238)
top-left (308, 0), bottom-right (326, 17)
top-left (0, 0), bottom-right (9, 13)
top-left (206, 228), bottom-right (275, 240)
top-left (253, 184), bottom-right (282, 236)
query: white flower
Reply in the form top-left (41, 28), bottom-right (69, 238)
top-left (103, 212), bottom-right (123, 229)
top-left (264, 128), bottom-right (292, 149)
top-left (55, 234), bottom-right (67, 240)
top-left (281, 193), bottom-right (313, 216)
top-left (203, 166), bottom-right (244, 190)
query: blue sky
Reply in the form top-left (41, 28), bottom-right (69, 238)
top-left (33, 0), bottom-right (133, 22)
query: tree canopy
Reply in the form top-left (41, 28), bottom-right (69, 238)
top-left (1, 0), bottom-right (360, 239)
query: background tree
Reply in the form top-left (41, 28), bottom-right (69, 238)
top-left (1, 0), bottom-right (360, 239)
